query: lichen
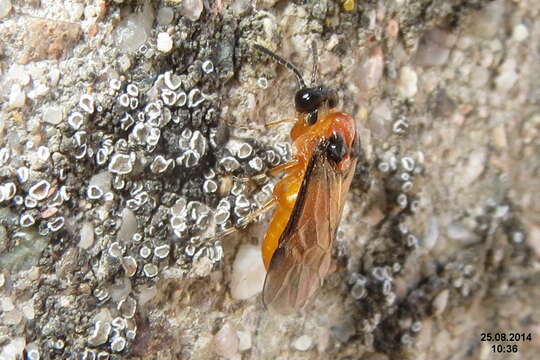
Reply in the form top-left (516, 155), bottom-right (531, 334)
top-left (0, 0), bottom-right (539, 359)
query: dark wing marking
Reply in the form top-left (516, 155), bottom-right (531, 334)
top-left (262, 143), bottom-right (357, 314)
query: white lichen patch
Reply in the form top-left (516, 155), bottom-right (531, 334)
top-left (108, 154), bottom-right (133, 175)
top-left (0, 0), bottom-right (537, 358)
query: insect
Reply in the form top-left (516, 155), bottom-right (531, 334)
top-left (252, 43), bottom-right (359, 314)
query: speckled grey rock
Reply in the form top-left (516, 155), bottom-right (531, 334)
top-left (0, 0), bottom-right (539, 359)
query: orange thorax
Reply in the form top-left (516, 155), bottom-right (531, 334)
top-left (261, 110), bottom-right (356, 269)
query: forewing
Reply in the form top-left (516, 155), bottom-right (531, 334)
top-left (262, 150), bottom-right (356, 314)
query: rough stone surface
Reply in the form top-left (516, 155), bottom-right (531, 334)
top-left (0, 0), bottom-right (539, 359)
top-left (20, 19), bottom-right (81, 64)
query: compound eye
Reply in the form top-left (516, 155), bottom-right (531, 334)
top-left (295, 88), bottom-right (322, 113)
top-left (326, 132), bottom-right (347, 164)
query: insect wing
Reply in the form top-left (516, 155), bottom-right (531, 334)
top-left (262, 148), bottom-right (357, 314)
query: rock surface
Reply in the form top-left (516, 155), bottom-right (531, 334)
top-left (0, 0), bottom-right (539, 359)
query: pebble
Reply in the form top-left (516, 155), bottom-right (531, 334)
top-left (118, 54), bottom-right (132, 71)
top-left (20, 300), bottom-right (34, 320)
top-left (79, 222), bottom-right (95, 249)
top-left (229, 245), bottom-right (266, 300)
top-left (492, 125), bottom-right (507, 148)
top-left (331, 319), bottom-right (356, 343)
top-left (0, 296), bottom-right (15, 311)
top-left (20, 19), bottom-right (81, 64)
top-left (8, 65), bottom-right (30, 85)
top-left (115, 11), bottom-right (151, 53)
top-left (512, 24), bottom-right (528, 42)
top-left (414, 28), bottom-right (455, 66)
top-left (67, 2), bottom-right (84, 21)
top-left (423, 216), bottom-right (439, 249)
top-left (137, 285), bottom-right (157, 305)
top-left (4, 308), bottom-right (22, 325)
top-left (469, 66), bottom-right (489, 88)
top-left (192, 255), bottom-right (212, 277)
top-left (432, 289), bottom-right (450, 315)
top-left (42, 106), bottom-right (64, 125)
top-left (157, 7), bottom-right (174, 25)
top-left (292, 335), bottom-right (312, 351)
top-left (117, 208), bottom-right (137, 243)
top-left (397, 66), bottom-right (418, 98)
top-left (0, 337), bottom-right (25, 360)
top-left (157, 32), bottom-right (173, 53)
top-left (27, 83), bottom-right (49, 99)
top-left (180, 0), bottom-right (203, 21)
top-left (467, 0), bottom-right (504, 39)
top-left (495, 59), bottom-right (518, 91)
top-left (0, 0), bottom-right (11, 19)
top-left (447, 222), bottom-right (478, 243)
top-left (360, 46), bottom-right (384, 90)
top-left (237, 330), bottom-right (252, 351)
top-left (213, 323), bottom-right (239, 359)
top-left (230, 0), bottom-right (250, 16)
top-left (460, 148), bottom-right (487, 186)
top-left (37, 146), bottom-right (50, 161)
top-left (9, 84), bottom-right (26, 108)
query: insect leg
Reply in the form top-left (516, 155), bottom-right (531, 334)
top-left (216, 199), bottom-right (277, 238)
top-left (267, 159), bottom-right (299, 177)
top-left (264, 118), bottom-right (296, 128)
top-left (232, 173), bottom-right (266, 183)
top-left (231, 160), bottom-right (298, 184)
top-left (223, 120), bottom-right (253, 130)
top-left (238, 198), bottom-right (277, 227)
top-left (224, 117), bottom-right (295, 131)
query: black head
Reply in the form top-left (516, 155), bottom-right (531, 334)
top-left (253, 43), bottom-right (338, 125)
top-left (295, 87), bottom-right (337, 113)
top-left (295, 87), bottom-right (337, 124)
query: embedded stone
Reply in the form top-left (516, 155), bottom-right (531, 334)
top-left (157, 32), bottom-right (173, 53)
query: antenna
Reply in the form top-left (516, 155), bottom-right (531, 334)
top-left (253, 44), bottom-right (307, 89)
top-left (310, 41), bottom-right (319, 86)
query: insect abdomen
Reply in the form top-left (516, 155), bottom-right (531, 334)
top-left (261, 171), bottom-right (303, 269)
